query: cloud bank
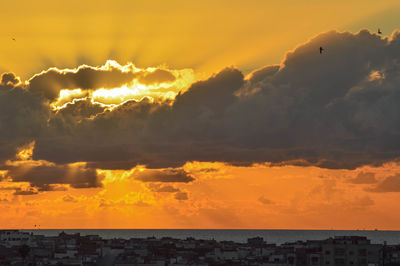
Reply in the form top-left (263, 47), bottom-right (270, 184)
top-left (2, 29), bottom-right (400, 188)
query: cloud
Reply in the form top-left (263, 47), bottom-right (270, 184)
top-left (0, 74), bottom-right (49, 163)
top-left (38, 184), bottom-right (68, 192)
top-left (2, 29), bottom-right (400, 191)
top-left (33, 68), bottom-right (245, 169)
top-left (28, 62), bottom-right (137, 100)
top-left (27, 61), bottom-right (188, 103)
top-left (1, 73), bottom-right (20, 86)
top-left (134, 168), bottom-right (194, 183)
top-left (5, 162), bottom-right (102, 190)
top-left (26, 29), bottom-right (400, 171)
top-left (258, 196), bottom-right (274, 205)
top-left (13, 188), bottom-right (38, 196)
top-left (198, 168), bottom-right (219, 173)
top-left (53, 98), bottom-right (107, 123)
top-left (367, 174), bottom-right (400, 192)
top-left (174, 191), bottom-right (188, 200)
top-left (348, 172), bottom-right (378, 184)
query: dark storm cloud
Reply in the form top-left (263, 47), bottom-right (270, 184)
top-left (134, 169), bottom-right (194, 183)
top-left (34, 99), bottom-right (167, 168)
top-left (33, 68), bottom-right (245, 169)
top-left (31, 30), bottom-right (400, 170)
top-left (54, 98), bottom-right (107, 124)
top-left (227, 29), bottom-right (400, 169)
top-left (0, 73), bottom-right (48, 163)
top-left (3, 29), bottom-right (400, 191)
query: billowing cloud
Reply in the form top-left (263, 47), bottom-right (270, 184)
top-left (53, 98), bottom-right (107, 124)
top-left (28, 62), bottom-right (137, 100)
top-left (28, 61), bottom-right (192, 105)
top-left (32, 68), bottom-right (245, 169)
top-left (0, 74), bottom-right (48, 163)
top-left (2, 29), bottom-right (400, 189)
top-left (1, 73), bottom-right (20, 86)
top-left (27, 29), bottom-right (400, 172)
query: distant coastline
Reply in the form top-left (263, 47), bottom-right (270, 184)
top-left (1, 230), bottom-right (397, 265)
top-left (19, 229), bottom-right (400, 245)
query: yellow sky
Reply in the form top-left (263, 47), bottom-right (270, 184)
top-left (1, 0), bottom-right (400, 79)
top-left (1, 0), bottom-right (400, 229)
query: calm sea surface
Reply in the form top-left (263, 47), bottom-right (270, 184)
top-left (20, 230), bottom-right (400, 245)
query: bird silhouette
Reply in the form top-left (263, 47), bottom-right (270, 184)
top-left (12, 38), bottom-right (16, 41)
top-left (319, 46), bottom-right (324, 54)
top-left (378, 28), bottom-right (382, 34)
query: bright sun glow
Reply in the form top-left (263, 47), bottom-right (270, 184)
top-left (50, 62), bottom-right (197, 109)
top-left (52, 89), bottom-right (87, 110)
top-left (92, 86), bottom-right (142, 104)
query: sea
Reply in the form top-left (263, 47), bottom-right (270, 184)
top-left (20, 229), bottom-right (400, 245)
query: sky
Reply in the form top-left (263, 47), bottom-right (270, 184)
top-left (1, 0), bottom-right (400, 229)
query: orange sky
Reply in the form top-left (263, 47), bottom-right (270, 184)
top-left (1, 161), bottom-right (400, 229)
top-left (1, 0), bottom-right (400, 229)
top-left (1, 146), bottom-right (400, 229)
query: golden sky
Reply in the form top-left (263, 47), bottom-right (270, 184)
top-left (1, 0), bottom-right (400, 229)
top-left (1, 0), bottom-right (400, 78)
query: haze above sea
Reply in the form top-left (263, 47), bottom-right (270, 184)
top-left (19, 230), bottom-right (400, 245)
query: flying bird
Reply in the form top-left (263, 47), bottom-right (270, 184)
top-left (319, 46), bottom-right (324, 54)
top-left (378, 28), bottom-right (382, 35)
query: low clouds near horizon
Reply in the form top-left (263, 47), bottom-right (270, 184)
top-left (2, 29), bottom-right (400, 189)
